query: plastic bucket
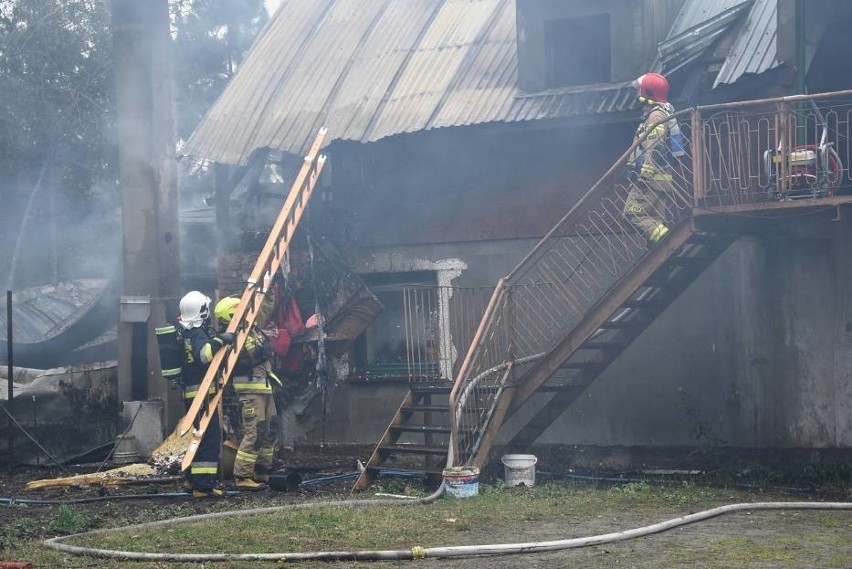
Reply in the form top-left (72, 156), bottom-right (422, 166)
top-left (442, 466), bottom-right (480, 498)
top-left (501, 454), bottom-right (537, 487)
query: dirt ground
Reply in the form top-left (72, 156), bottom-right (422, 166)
top-left (1, 454), bottom-right (850, 569)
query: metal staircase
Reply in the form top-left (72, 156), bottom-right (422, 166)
top-left (354, 90), bottom-right (852, 489)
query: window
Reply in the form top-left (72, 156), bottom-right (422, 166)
top-left (545, 14), bottom-right (611, 88)
top-left (351, 271), bottom-right (438, 380)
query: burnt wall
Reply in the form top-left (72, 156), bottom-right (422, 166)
top-left (321, 122), bottom-right (627, 249)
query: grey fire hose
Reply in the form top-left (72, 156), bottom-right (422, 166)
top-left (43, 496), bottom-right (851, 562)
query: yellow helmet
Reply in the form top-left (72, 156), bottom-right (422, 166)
top-left (214, 296), bottom-right (240, 324)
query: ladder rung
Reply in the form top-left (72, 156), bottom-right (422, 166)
top-left (380, 444), bottom-right (448, 455)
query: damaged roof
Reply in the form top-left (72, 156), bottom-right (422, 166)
top-left (713, 0), bottom-right (779, 87)
top-left (184, 0), bottom-right (782, 164)
top-left (660, 0), bottom-right (780, 87)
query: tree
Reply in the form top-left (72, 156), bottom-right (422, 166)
top-left (0, 0), bottom-right (116, 288)
top-left (171, 0), bottom-right (268, 141)
top-left (0, 0), bottom-right (268, 287)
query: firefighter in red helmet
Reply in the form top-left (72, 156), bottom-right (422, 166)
top-left (623, 72), bottom-right (686, 246)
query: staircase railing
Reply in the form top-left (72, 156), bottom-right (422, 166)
top-left (448, 90), bottom-right (852, 468)
top-left (448, 107), bottom-right (696, 466)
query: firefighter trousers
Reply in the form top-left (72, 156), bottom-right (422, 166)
top-left (233, 392), bottom-right (278, 480)
top-left (182, 401), bottom-right (221, 491)
top-left (624, 175), bottom-right (676, 240)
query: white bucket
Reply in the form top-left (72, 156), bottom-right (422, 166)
top-left (443, 466), bottom-right (480, 498)
top-left (501, 454), bottom-right (537, 487)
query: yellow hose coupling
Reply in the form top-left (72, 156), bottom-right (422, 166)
top-left (411, 545), bottom-right (426, 559)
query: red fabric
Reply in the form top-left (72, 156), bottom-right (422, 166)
top-left (272, 291), bottom-right (306, 373)
top-left (268, 327), bottom-right (292, 357)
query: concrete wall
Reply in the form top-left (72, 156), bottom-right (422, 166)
top-left (506, 217), bottom-right (852, 449)
top-left (305, 217), bottom-right (852, 450)
top-left (322, 122), bottom-right (627, 248)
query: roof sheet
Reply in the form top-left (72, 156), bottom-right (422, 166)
top-left (668, 0), bottom-right (752, 36)
top-left (184, 0), bottom-right (781, 164)
top-left (714, 0), bottom-right (779, 86)
top-left (659, 1), bottom-right (753, 74)
top-left (184, 0), bottom-right (638, 163)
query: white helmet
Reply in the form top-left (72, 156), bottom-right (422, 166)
top-left (179, 291), bottom-right (212, 329)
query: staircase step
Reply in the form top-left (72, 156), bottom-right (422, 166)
top-left (380, 444), bottom-right (448, 456)
top-left (401, 405), bottom-right (450, 413)
top-left (410, 384), bottom-right (453, 395)
top-left (559, 361), bottom-right (606, 370)
top-left (579, 340), bottom-right (631, 350)
top-left (366, 465), bottom-right (445, 476)
top-left (665, 256), bottom-right (709, 268)
top-left (621, 299), bottom-right (669, 309)
top-left (390, 425), bottom-right (451, 435)
top-left (597, 320), bottom-right (642, 330)
top-left (687, 233), bottom-right (719, 244)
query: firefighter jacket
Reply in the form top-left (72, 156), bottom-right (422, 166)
top-left (181, 325), bottom-right (227, 400)
top-left (232, 294), bottom-right (281, 394)
top-left (631, 104), bottom-right (674, 181)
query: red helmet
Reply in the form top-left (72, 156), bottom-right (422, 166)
top-left (634, 73), bottom-right (669, 103)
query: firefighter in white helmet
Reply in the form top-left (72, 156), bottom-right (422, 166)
top-left (623, 72), bottom-right (686, 246)
top-left (214, 281), bottom-right (282, 491)
top-left (178, 290), bottom-right (235, 498)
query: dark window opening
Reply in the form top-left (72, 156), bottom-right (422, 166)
top-left (545, 14), bottom-right (611, 88)
top-left (351, 271), bottom-right (437, 380)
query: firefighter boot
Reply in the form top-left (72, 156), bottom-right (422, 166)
top-left (192, 487), bottom-right (226, 499)
top-left (235, 477), bottom-right (268, 491)
top-left (647, 223), bottom-right (670, 246)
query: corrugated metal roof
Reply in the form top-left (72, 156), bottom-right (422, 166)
top-left (184, 0), bottom-right (781, 164)
top-left (659, 1), bottom-right (753, 74)
top-left (714, 0), bottom-right (779, 86)
top-left (668, 0), bottom-right (751, 37)
top-left (184, 0), bottom-right (639, 164)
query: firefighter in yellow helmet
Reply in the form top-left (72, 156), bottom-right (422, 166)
top-left (215, 292), bottom-right (281, 490)
top-left (623, 72), bottom-right (687, 246)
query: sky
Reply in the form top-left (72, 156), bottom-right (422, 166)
top-left (265, 0), bottom-right (282, 15)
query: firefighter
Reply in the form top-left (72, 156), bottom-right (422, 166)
top-left (215, 292), bottom-right (282, 491)
top-left (623, 72), bottom-right (686, 246)
top-left (178, 290), bottom-right (234, 498)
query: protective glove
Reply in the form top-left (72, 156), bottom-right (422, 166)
top-left (218, 332), bottom-right (236, 345)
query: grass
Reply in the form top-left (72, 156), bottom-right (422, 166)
top-left (3, 481), bottom-right (850, 568)
top-left (69, 482), bottom-right (770, 553)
